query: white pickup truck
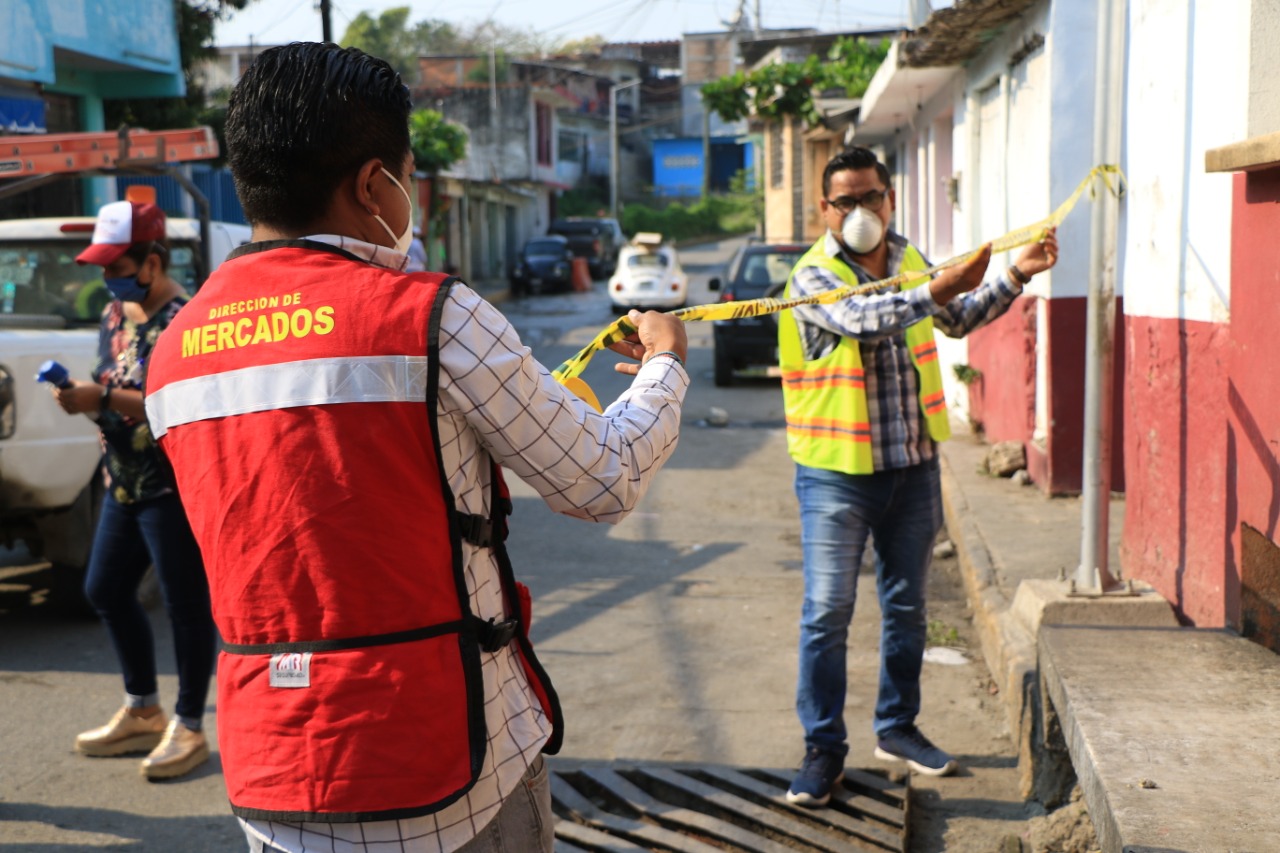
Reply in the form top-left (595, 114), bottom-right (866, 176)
top-left (0, 215), bottom-right (249, 608)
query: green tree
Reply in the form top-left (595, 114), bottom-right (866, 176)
top-left (701, 36), bottom-right (891, 127)
top-left (341, 8), bottom-right (553, 85)
top-left (554, 34), bottom-right (606, 57)
top-left (465, 50), bottom-right (510, 84)
top-left (340, 7), bottom-right (422, 82)
top-left (106, 1), bottom-right (259, 156)
top-left (409, 109), bottom-right (468, 263)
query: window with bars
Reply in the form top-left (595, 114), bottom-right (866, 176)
top-left (536, 103), bottom-right (553, 166)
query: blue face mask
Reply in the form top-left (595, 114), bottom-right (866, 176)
top-left (104, 274), bottom-right (150, 303)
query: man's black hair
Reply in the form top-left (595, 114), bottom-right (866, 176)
top-left (123, 238), bottom-right (171, 271)
top-left (225, 42), bottom-right (412, 231)
top-left (822, 147), bottom-right (892, 198)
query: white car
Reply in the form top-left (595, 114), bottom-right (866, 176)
top-left (607, 233), bottom-right (687, 312)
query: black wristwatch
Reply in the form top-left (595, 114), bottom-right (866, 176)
top-left (99, 384), bottom-right (113, 413)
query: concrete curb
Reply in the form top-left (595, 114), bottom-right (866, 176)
top-left (938, 448), bottom-right (1048, 801)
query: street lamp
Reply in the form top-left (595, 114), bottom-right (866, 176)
top-left (609, 79), bottom-right (642, 220)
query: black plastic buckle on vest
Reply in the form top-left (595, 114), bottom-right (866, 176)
top-left (472, 615), bottom-right (519, 653)
top-left (455, 512), bottom-right (496, 548)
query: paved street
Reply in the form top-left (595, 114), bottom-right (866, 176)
top-left (0, 238), bottom-right (1031, 851)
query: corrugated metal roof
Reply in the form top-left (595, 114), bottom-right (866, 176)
top-left (901, 0), bottom-right (1040, 67)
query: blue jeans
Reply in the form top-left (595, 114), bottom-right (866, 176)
top-left (794, 458), bottom-right (943, 753)
top-left (83, 490), bottom-right (216, 724)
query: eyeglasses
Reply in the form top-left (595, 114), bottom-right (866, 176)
top-left (825, 189), bottom-right (888, 214)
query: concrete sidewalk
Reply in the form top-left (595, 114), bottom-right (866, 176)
top-left (938, 425), bottom-right (1280, 853)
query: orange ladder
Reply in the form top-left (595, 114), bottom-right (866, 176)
top-left (0, 127), bottom-right (218, 178)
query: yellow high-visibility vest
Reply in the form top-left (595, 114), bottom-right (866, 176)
top-left (778, 239), bottom-right (950, 474)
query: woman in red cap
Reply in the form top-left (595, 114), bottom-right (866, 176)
top-left (51, 198), bottom-right (217, 781)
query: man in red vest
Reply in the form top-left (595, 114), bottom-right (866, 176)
top-left (145, 43), bottom-right (688, 853)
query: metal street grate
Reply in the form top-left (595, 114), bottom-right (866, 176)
top-left (550, 761), bottom-right (909, 852)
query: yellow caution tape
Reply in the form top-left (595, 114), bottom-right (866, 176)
top-left (552, 164), bottom-right (1126, 393)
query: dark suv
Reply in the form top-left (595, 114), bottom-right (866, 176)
top-left (548, 217), bottom-right (625, 278)
top-left (708, 242), bottom-right (808, 386)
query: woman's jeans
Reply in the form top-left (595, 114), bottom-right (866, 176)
top-left (794, 458), bottom-right (943, 754)
top-left (83, 490), bottom-right (216, 723)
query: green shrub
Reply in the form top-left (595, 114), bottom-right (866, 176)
top-left (620, 193), bottom-right (759, 242)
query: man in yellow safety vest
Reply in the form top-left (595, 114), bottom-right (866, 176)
top-left (780, 147), bottom-right (1059, 807)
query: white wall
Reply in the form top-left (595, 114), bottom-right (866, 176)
top-left (1121, 0), bottom-right (1249, 324)
top-left (1042, 0), bottom-right (1097, 301)
top-left (1248, 0), bottom-right (1280, 138)
top-left (936, 0), bottom-right (1055, 415)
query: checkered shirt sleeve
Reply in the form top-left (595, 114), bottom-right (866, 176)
top-left (242, 280), bottom-right (688, 853)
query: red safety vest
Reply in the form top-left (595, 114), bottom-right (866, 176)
top-left (145, 240), bottom-right (561, 822)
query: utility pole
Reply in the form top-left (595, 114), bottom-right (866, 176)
top-left (1076, 0), bottom-right (1125, 592)
top-left (701, 108), bottom-right (711, 200)
top-left (609, 79), bottom-right (641, 219)
top-left (489, 43), bottom-right (499, 182)
top-left (320, 0), bottom-right (333, 43)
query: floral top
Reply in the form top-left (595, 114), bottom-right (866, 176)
top-left (94, 296), bottom-right (188, 504)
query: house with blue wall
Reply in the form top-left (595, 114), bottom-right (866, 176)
top-left (0, 0), bottom-right (185, 215)
top-left (652, 137), bottom-right (756, 197)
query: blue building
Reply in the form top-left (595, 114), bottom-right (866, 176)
top-left (0, 0), bottom-right (185, 215)
top-left (652, 137), bottom-right (756, 197)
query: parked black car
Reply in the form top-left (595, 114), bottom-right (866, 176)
top-left (510, 235), bottom-right (574, 296)
top-left (708, 241), bottom-right (809, 386)
top-left (548, 217), bottom-right (625, 278)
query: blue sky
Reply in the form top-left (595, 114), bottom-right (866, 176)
top-left (215, 0), bottom-right (911, 48)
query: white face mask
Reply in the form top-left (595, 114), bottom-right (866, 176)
top-left (373, 168), bottom-right (414, 254)
top-left (841, 205), bottom-right (885, 255)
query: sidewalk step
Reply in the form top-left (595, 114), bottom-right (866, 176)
top-left (551, 761), bottom-right (908, 852)
top-left (1039, 625), bottom-right (1280, 852)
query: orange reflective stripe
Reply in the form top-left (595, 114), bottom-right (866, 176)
top-left (912, 342), bottom-right (938, 364)
top-left (782, 366), bottom-right (866, 390)
top-left (921, 390), bottom-right (946, 414)
top-left (782, 374), bottom-right (866, 390)
top-left (786, 416), bottom-right (872, 441)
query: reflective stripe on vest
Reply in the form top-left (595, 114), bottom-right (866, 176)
top-left (142, 242), bottom-right (561, 823)
top-left (147, 355), bottom-right (431, 439)
top-left (778, 239), bottom-right (949, 475)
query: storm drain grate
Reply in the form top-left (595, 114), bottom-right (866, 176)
top-left (550, 762), bottom-right (909, 852)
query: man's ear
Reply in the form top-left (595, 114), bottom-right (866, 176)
top-left (353, 158), bottom-right (386, 217)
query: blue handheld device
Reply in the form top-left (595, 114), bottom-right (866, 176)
top-left (36, 360), bottom-right (73, 389)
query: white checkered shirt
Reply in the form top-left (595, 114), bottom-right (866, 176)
top-left (241, 236), bottom-right (689, 853)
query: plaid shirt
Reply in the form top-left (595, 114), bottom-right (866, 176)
top-left (242, 236), bottom-right (689, 853)
top-left (789, 230), bottom-right (1023, 471)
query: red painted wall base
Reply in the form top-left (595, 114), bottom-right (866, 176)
top-left (1121, 313), bottom-right (1230, 627)
top-left (1225, 168), bottom-right (1280, 631)
top-left (966, 294), bottom-right (1126, 496)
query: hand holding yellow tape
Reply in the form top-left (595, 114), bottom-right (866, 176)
top-left (553, 164), bottom-right (1125, 407)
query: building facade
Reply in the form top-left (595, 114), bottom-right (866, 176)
top-left (0, 0), bottom-right (185, 217)
top-left (848, 0), bottom-right (1280, 630)
top-left (1123, 0), bottom-right (1279, 631)
top-left (852, 0), bottom-right (1124, 497)
top-left (415, 57), bottom-right (617, 282)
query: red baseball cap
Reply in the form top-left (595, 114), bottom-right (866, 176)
top-left (75, 200), bottom-right (166, 266)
